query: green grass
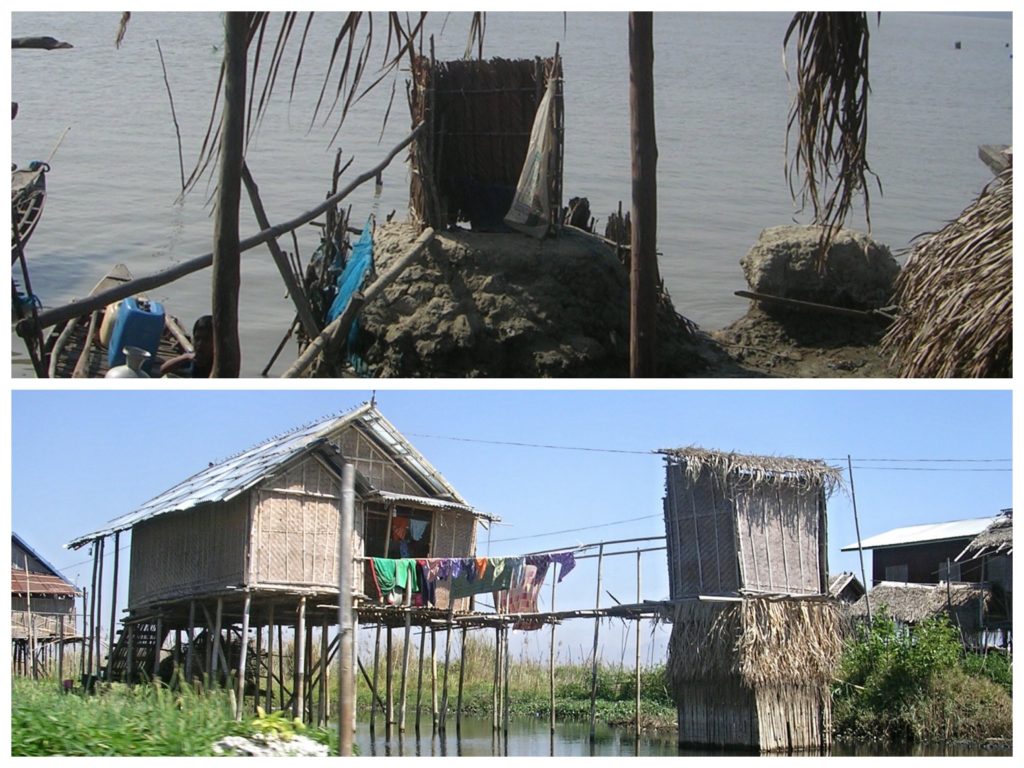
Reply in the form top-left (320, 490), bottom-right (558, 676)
top-left (10, 678), bottom-right (336, 757)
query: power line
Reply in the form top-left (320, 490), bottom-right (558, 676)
top-left (488, 513), bottom-right (664, 544)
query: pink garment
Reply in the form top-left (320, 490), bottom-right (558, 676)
top-left (509, 564), bottom-right (546, 631)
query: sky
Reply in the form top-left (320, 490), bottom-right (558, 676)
top-left (8, 387), bottom-right (1012, 663)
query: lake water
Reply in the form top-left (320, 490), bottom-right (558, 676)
top-left (10, 12), bottom-right (1012, 376)
top-left (352, 715), bottom-right (1011, 757)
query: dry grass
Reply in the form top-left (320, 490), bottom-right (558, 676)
top-left (661, 447), bottom-right (843, 497)
top-left (881, 166), bottom-right (1012, 378)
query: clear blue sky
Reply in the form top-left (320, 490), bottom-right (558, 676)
top-left (10, 388), bottom-right (1012, 662)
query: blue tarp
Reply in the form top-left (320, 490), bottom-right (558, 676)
top-left (326, 223), bottom-right (374, 324)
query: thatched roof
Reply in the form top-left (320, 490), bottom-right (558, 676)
top-left (665, 597), bottom-right (842, 688)
top-left (881, 164), bottom-right (1012, 377)
top-left (661, 446), bottom-right (843, 497)
top-left (957, 509), bottom-right (1013, 562)
top-left (849, 581), bottom-right (989, 628)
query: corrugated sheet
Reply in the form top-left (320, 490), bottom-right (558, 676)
top-left (11, 569), bottom-right (79, 596)
top-left (841, 516), bottom-right (998, 552)
top-left (373, 491), bottom-right (497, 522)
top-left (67, 403), bottom-right (473, 549)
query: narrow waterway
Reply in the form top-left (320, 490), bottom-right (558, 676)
top-left (351, 715), bottom-right (1012, 757)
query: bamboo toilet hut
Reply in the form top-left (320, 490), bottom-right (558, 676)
top-left (12, 533), bottom-right (81, 678)
top-left (66, 401), bottom-right (494, 722)
top-left (408, 52), bottom-right (563, 233)
top-left (659, 447), bottom-right (844, 753)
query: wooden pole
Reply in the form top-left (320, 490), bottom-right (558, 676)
top-left (277, 624), bottom-right (285, 712)
top-left (847, 456), bottom-right (872, 622)
top-left (549, 562), bottom-right (558, 735)
top-left (235, 593), bottom-right (251, 720)
top-left (57, 615), bottom-right (65, 688)
top-left (318, 618), bottom-right (328, 727)
top-left (153, 616), bottom-right (162, 679)
top-left (385, 626), bottom-right (394, 738)
top-left (415, 624), bottom-right (427, 734)
top-left (430, 627), bottom-right (439, 732)
top-left (106, 531), bottom-right (120, 680)
top-left (86, 542), bottom-right (99, 679)
top-left (94, 537), bottom-right (104, 678)
top-left (635, 550), bottom-right (642, 742)
top-left (398, 580), bottom-right (413, 732)
top-left (254, 623), bottom-right (262, 708)
top-left (628, 11), bottom-right (659, 377)
top-left (492, 626), bottom-right (501, 733)
top-left (241, 163), bottom-right (320, 339)
top-left (502, 626), bottom-right (511, 750)
top-left (438, 603), bottom-right (455, 731)
top-left (266, 603), bottom-right (275, 711)
top-left (80, 587), bottom-right (87, 683)
top-left (126, 622), bottom-right (134, 684)
top-left (456, 626), bottom-right (467, 734)
top-left (588, 543), bottom-right (605, 743)
top-left (212, 598), bottom-right (224, 683)
top-left (294, 596), bottom-right (306, 721)
top-left (337, 461), bottom-right (355, 755)
top-left (22, 556), bottom-right (37, 679)
top-left (370, 623), bottom-right (381, 733)
top-left (211, 11), bottom-right (247, 377)
top-left (304, 621), bottom-right (314, 720)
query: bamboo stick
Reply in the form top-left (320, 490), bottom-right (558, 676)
top-left (438, 603), bottom-right (454, 731)
top-left (549, 562), bottom-right (558, 735)
top-left (370, 623), bottom-right (381, 733)
top-left (430, 627), bottom-right (438, 731)
top-left (235, 593), bottom-right (251, 720)
top-left (106, 532), bottom-right (120, 680)
top-left (415, 624), bottom-right (426, 734)
top-left (277, 624), bottom-right (284, 711)
top-left (588, 543), bottom-right (605, 743)
top-left (338, 461), bottom-right (355, 754)
top-left (212, 598), bottom-right (224, 683)
top-left (385, 626), bottom-right (394, 739)
top-left (265, 604), bottom-right (274, 711)
top-left (455, 626), bottom-right (466, 734)
top-left (398, 581), bottom-right (413, 732)
top-left (294, 596), bottom-right (306, 721)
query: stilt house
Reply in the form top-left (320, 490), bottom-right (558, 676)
top-left (66, 402), bottom-right (493, 688)
top-left (12, 533), bottom-right (80, 675)
top-left (660, 447), bottom-right (844, 753)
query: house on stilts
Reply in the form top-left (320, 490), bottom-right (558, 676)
top-left (659, 447), bottom-right (844, 753)
top-left (12, 533), bottom-right (81, 678)
top-left (66, 401), bottom-right (495, 720)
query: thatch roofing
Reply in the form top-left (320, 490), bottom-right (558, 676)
top-left (957, 509), bottom-right (1012, 562)
top-left (828, 571), bottom-right (865, 602)
top-left (881, 164), bottom-right (1012, 377)
top-left (849, 581), bottom-right (989, 626)
top-left (67, 402), bottom-right (490, 550)
top-left (660, 446), bottom-right (842, 497)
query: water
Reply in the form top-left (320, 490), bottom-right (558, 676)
top-left (351, 715), bottom-right (1011, 757)
top-left (11, 12), bottom-right (1012, 376)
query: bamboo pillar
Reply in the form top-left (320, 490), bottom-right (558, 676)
top-left (628, 10), bottom-right (658, 377)
top-left (456, 626), bottom-right (467, 733)
top-left (86, 544), bottom-right (99, 679)
top-left (294, 596), bottom-right (306, 721)
top-left (370, 624), bottom-right (381, 733)
top-left (318, 618), bottom-right (328, 727)
top-left (385, 626), bottom-right (394, 738)
top-left (106, 531), bottom-right (120, 679)
top-left (235, 593), bottom-right (251, 720)
top-left (415, 624), bottom-right (427, 734)
top-left (588, 543), bottom-right (605, 743)
top-left (438, 604), bottom-right (455, 731)
top-left (398, 580), bottom-right (414, 732)
top-left (337, 462), bottom-right (358, 757)
top-left (153, 616), bottom-right (162, 679)
top-left (93, 537), bottom-right (104, 679)
top-left (635, 550), bottom-right (642, 746)
top-left (254, 624), bottom-right (262, 708)
top-left (126, 623), bottom-right (134, 683)
top-left (492, 626), bottom-right (501, 733)
top-left (266, 603), bottom-right (275, 711)
top-left (212, 598), bottom-right (224, 683)
top-left (549, 562), bottom-right (558, 735)
top-left (502, 626), bottom-right (511, 750)
top-left (304, 621), bottom-right (314, 719)
top-left (57, 616), bottom-right (65, 688)
top-left (277, 624), bottom-right (285, 712)
top-left (430, 629), bottom-right (438, 731)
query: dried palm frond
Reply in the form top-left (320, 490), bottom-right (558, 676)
top-left (784, 12), bottom-right (880, 267)
top-left (660, 446), bottom-right (843, 497)
top-left (665, 597), bottom-right (842, 689)
top-left (881, 165), bottom-right (1012, 377)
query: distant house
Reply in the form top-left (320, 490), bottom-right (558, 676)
top-left (828, 572), bottom-right (866, 604)
top-left (11, 533), bottom-right (80, 676)
top-left (840, 515), bottom-right (998, 586)
top-left (956, 509), bottom-right (1012, 632)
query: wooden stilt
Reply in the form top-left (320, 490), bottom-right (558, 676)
top-left (430, 628), bottom-right (438, 731)
top-left (635, 551), bottom-right (642, 745)
top-left (398, 581), bottom-right (413, 732)
top-left (318, 617), bottom-right (328, 727)
top-left (588, 543), bottom-right (605, 743)
top-left (107, 531), bottom-right (120, 680)
top-left (456, 626), bottom-right (467, 734)
top-left (235, 593), bottom-right (251, 720)
top-left (212, 598), bottom-right (224, 684)
top-left (385, 625), bottom-right (394, 738)
top-left (57, 616), bottom-right (65, 688)
top-left (277, 624), bottom-right (285, 712)
top-left (294, 596), bottom-right (306, 721)
top-left (126, 623), bottom-right (135, 683)
top-left (439, 604), bottom-right (454, 731)
top-left (492, 626), bottom-right (501, 733)
top-left (502, 625), bottom-right (511, 750)
top-left (304, 619), bottom-right (314, 721)
top-left (202, 603), bottom-right (214, 683)
top-left (153, 616), bottom-right (162, 679)
top-left (254, 622), bottom-right (262, 707)
top-left (549, 562), bottom-right (558, 735)
top-left (186, 601), bottom-right (196, 684)
top-left (80, 587), bottom-right (87, 682)
top-left (93, 537), bottom-right (104, 679)
top-left (266, 603), bottom-right (275, 711)
top-left (370, 623), bottom-right (381, 733)
top-left (86, 543), bottom-right (99, 679)
top-left (415, 624), bottom-right (426, 734)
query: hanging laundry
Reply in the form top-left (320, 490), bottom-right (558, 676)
top-left (415, 560), bottom-right (436, 607)
top-left (450, 556), bottom-right (522, 599)
top-left (370, 557), bottom-right (419, 602)
top-left (391, 517), bottom-right (411, 541)
top-left (410, 519), bottom-right (429, 542)
top-left (549, 551), bottom-right (577, 582)
top-left (509, 561), bottom-right (549, 631)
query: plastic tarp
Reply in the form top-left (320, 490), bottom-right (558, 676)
top-left (326, 222), bottom-right (373, 324)
top-left (504, 75), bottom-right (557, 238)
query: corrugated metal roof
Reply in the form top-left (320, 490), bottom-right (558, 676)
top-left (12, 533), bottom-right (75, 586)
top-left (841, 516), bottom-right (998, 552)
top-left (11, 569), bottom-right (80, 597)
top-left (67, 402), bottom-right (473, 549)
top-left (373, 491), bottom-right (497, 522)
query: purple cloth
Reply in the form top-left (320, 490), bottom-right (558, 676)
top-left (549, 551), bottom-right (576, 582)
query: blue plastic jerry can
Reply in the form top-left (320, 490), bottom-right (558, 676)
top-left (107, 296), bottom-right (165, 369)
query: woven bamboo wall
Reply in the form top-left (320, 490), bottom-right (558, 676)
top-left (250, 455), bottom-right (364, 594)
top-left (409, 55), bottom-right (559, 229)
top-left (664, 463), bottom-right (823, 597)
top-left (430, 507), bottom-right (477, 611)
top-left (330, 425), bottom-right (425, 496)
top-left (128, 498), bottom-right (248, 609)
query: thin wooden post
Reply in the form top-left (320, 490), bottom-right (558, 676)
top-left (294, 596), bottom-right (306, 721)
top-left (398, 580), bottom-right (414, 732)
top-left (93, 537), bottom-right (104, 679)
top-left (502, 625), bottom-right (511, 749)
top-left (337, 461), bottom-right (355, 755)
top-left (235, 593), bottom-right (251, 720)
top-left (635, 550), bottom-right (642, 742)
top-left (266, 603), bottom-right (275, 712)
top-left (22, 557), bottom-right (37, 679)
top-left (415, 624), bottom-right (427, 734)
top-left (106, 531), bottom-right (120, 680)
top-left (370, 623), bottom-right (381, 733)
top-left (492, 626), bottom-right (501, 733)
top-left (456, 626), bottom-right (467, 733)
top-left (211, 11), bottom-right (247, 377)
top-left (86, 542), bottom-right (99, 679)
top-left (277, 624), bottom-right (285, 712)
top-left (385, 626), bottom-right (394, 738)
top-left (847, 456), bottom-right (872, 622)
top-left (588, 543), bottom-right (605, 743)
top-left (254, 623), bottom-right (262, 706)
top-left (549, 562), bottom-right (558, 735)
top-left (304, 621), bottom-right (314, 720)
top-left (153, 616), bottom-right (162, 679)
top-left (57, 616), bottom-right (65, 688)
top-left (438, 604), bottom-right (455, 731)
top-left (430, 628), bottom-right (438, 731)
top-left (318, 618), bottom-right (328, 727)
top-left (628, 11), bottom-right (658, 377)
top-left (212, 598), bottom-right (224, 683)
top-left (126, 623), bottom-right (134, 683)
top-left (79, 587), bottom-right (87, 682)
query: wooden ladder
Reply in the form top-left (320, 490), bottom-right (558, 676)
top-left (105, 620), bottom-right (168, 683)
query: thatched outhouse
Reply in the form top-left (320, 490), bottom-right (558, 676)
top-left (408, 53), bottom-right (563, 233)
top-left (660, 447), bottom-right (843, 753)
top-left (67, 402), bottom-right (493, 703)
top-left (12, 533), bottom-right (80, 676)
